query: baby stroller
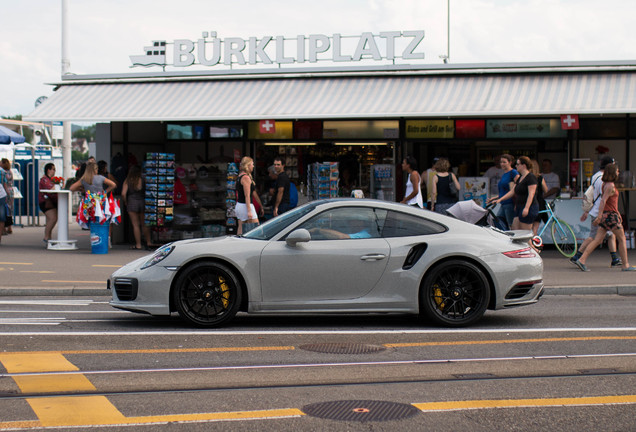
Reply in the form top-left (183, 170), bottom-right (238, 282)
top-left (445, 200), bottom-right (508, 231)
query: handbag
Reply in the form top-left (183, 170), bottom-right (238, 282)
top-left (449, 173), bottom-right (459, 197)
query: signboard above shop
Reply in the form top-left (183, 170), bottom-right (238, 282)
top-left (129, 31), bottom-right (425, 70)
top-left (486, 119), bottom-right (567, 139)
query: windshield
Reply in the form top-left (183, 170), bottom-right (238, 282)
top-left (242, 202), bottom-right (320, 240)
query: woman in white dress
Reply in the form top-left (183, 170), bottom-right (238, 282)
top-left (400, 156), bottom-right (423, 208)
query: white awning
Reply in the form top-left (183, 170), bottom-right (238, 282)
top-left (25, 71), bottom-right (636, 122)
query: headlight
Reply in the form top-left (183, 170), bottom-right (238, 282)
top-left (140, 244), bottom-right (175, 269)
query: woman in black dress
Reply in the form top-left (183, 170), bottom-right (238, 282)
top-left (493, 156), bottom-right (538, 230)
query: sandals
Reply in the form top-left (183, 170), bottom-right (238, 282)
top-left (621, 266), bottom-right (636, 272)
top-left (129, 245), bottom-right (143, 250)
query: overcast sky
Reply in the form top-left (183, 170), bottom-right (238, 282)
top-left (1, 0), bottom-right (634, 117)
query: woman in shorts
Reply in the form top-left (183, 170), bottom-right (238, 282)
top-left (573, 163), bottom-right (636, 272)
top-left (236, 157), bottom-right (263, 235)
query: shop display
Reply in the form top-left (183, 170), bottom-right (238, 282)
top-left (144, 153), bottom-right (175, 229)
top-left (76, 191), bottom-right (121, 229)
top-left (279, 146), bottom-right (300, 179)
top-left (168, 162), bottom-right (229, 240)
top-left (369, 164), bottom-right (394, 201)
top-left (459, 177), bottom-right (489, 207)
top-left (307, 162), bottom-right (339, 200)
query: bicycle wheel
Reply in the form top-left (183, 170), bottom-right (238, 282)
top-left (551, 219), bottom-right (577, 258)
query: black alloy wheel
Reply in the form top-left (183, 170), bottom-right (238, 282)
top-left (173, 261), bottom-right (242, 327)
top-left (420, 260), bottom-right (490, 327)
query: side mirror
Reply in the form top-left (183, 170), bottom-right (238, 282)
top-left (286, 228), bottom-right (311, 246)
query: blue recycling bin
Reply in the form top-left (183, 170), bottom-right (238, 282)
top-left (90, 223), bottom-right (109, 254)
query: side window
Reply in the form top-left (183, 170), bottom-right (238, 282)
top-left (382, 210), bottom-right (446, 237)
top-left (298, 207), bottom-right (382, 240)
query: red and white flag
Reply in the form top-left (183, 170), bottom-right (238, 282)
top-left (560, 114), bottom-right (579, 130)
top-left (259, 119), bottom-right (276, 134)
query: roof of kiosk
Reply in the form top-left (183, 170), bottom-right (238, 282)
top-left (25, 61), bottom-right (636, 122)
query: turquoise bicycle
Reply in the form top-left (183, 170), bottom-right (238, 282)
top-left (531, 201), bottom-right (577, 257)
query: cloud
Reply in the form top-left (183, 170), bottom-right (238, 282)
top-left (2, 0), bottom-right (636, 116)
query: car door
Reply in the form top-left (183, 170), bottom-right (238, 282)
top-left (259, 207), bottom-right (390, 303)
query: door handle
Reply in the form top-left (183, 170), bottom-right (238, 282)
top-left (360, 254), bottom-right (386, 261)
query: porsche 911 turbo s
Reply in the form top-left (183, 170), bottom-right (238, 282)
top-left (109, 199), bottom-right (543, 327)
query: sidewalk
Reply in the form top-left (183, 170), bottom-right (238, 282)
top-left (0, 223), bottom-right (635, 297)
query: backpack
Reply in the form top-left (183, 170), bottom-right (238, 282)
top-left (289, 182), bottom-right (298, 208)
top-left (581, 177), bottom-right (600, 212)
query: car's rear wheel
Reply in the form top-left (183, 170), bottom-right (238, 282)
top-left (420, 260), bottom-right (490, 327)
top-left (173, 261), bottom-right (241, 327)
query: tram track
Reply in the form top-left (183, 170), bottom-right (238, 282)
top-left (2, 369), bottom-right (635, 401)
top-left (2, 352), bottom-right (635, 401)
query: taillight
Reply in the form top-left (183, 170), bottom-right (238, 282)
top-left (502, 247), bottom-right (536, 258)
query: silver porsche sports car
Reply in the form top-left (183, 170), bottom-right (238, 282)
top-left (109, 199), bottom-right (543, 327)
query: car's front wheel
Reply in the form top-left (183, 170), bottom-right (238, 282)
top-left (172, 261), bottom-right (242, 327)
top-left (420, 260), bottom-right (490, 327)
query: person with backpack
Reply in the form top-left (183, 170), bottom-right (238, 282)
top-left (572, 163), bottom-right (635, 272)
top-left (569, 156), bottom-right (621, 268)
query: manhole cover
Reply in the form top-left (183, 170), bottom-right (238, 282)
top-left (303, 400), bottom-right (419, 422)
top-left (299, 343), bottom-right (386, 354)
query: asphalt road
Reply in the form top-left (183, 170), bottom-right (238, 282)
top-left (0, 294), bottom-right (635, 431)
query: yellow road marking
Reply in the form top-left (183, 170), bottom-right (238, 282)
top-left (20, 270), bottom-right (55, 274)
top-left (413, 395), bottom-right (636, 411)
top-left (15, 374), bottom-right (96, 393)
top-left (0, 420), bottom-right (42, 429)
top-left (28, 396), bottom-right (127, 427)
top-left (125, 408), bottom-right (305, 424)
top-left (26, 396), bottom-right (303, 428)
top-left (1, 351), bottom-right (632, 429)
top-left (0, 262), bottom-right (33, 265)
top-left (41, 280), bottom-right (105, 284)
top-left (386, 335), bottom-right (636, 347)
top-left (0, 352), bottom-right (79, 373)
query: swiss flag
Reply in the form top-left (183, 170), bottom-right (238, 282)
top-left (560, 114), bottom-right (579, 130)
top-left (259, 119), bottom-right (276, 134)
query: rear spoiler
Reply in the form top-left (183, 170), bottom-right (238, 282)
top-left (505, 229), bottom-right (534, 243)
top-left (488, 227), bottom-right (534, 243)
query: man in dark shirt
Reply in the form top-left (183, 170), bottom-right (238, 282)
top-left (273, 157), bottom-right (291, 216)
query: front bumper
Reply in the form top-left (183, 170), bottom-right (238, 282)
top-left (108, 259), bottom-right (178, 316)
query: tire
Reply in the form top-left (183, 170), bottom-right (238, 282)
top-left (172, 261), bottom-right (242, 327)
top-left (551, 219), bottom-right (577, 258)
top-left (420, 260), bottom-right (490, 327)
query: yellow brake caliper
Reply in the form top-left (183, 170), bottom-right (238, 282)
top-left (218, 276), bottom-right (230, 308)
top-left (433, 284), bottom-right (445, 310)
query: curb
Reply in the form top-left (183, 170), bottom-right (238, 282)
top-left (0, 287), bottom-right (110, 297)
top-left (543, 285), bottom-right (636, 295)
top-left (1, 286), bottom-right (635, 297)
